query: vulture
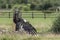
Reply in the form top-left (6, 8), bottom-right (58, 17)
top-left (18, 19), bottom-right (37, 34)
top-left (13, 8), bottom-right (37, 34)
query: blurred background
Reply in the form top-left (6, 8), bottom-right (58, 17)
top-left (0, 0), bottom-right (60, 40)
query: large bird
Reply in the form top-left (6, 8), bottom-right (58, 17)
top-left (13, 8), bottom-right (37, 35)
top-left (18, 19), bottom-right (37, 35)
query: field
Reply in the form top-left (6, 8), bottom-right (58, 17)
top-left (0, 12), bottom-right (60, 40)
top-left (0, 18), bottom-right (56, 32)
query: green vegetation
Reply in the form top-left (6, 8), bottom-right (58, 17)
top-left (0, 12), bottom-right (59, 32)
top-left (0, 18), bottom-right (55, 32)
top-left (0, 0), bottom-right (60, 11)
top-left (0, 12), bottom-right (60, 40)
top-left (0, 0), bottom-right (60, 40)
top-left (51, 15), bottom-right (60, 33)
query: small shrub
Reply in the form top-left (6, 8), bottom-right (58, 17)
top-left (34, 5), bottom-right (41, 10)
top-left (8, 4), bottom-right (12, 9)
top-left (40, 3), bottom-right (53, 10)
top-left (23, 6), bottom-right (30, 11)
top-left (1, 4), bottom-right (6, 9)
top-left (51, 16), bottom-right (60, 33)
top-left (30, 4), bottom-right (36, 10)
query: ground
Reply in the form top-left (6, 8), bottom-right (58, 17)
top-left (0, 18), bottom-right (55, 32)
top-left (0, 12), bottom-right (60, 40)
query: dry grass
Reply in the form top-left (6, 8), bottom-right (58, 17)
top-left (0, 24), bottom-right (60, 40)
top-left (0, 33), bottom-right (60, 40)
